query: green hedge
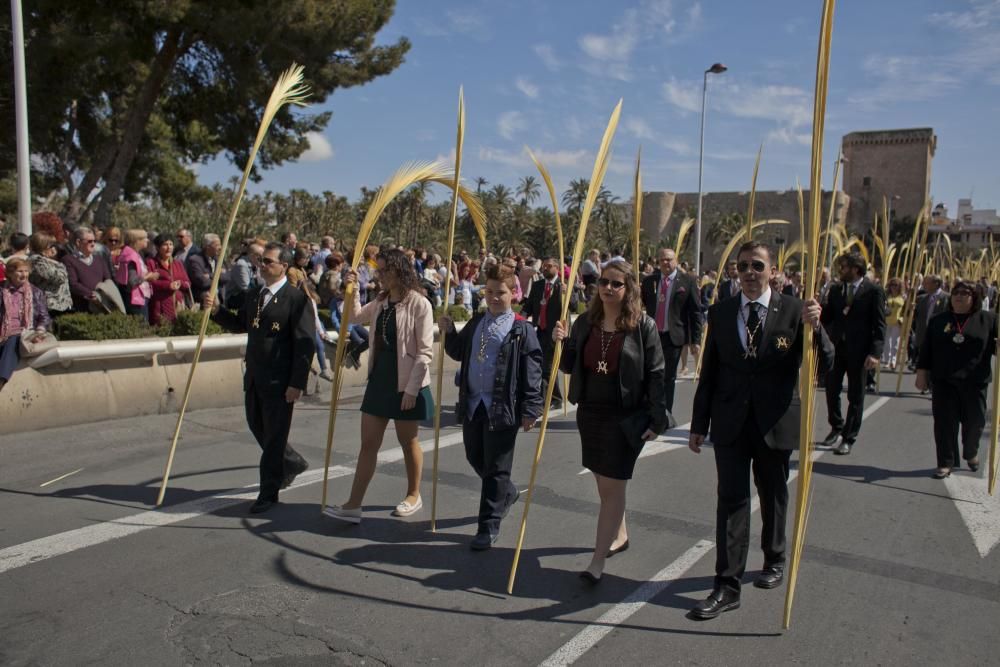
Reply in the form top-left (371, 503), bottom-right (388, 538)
top-left (54, 311), bottom-right (224, 341)
top-left (433, 305), bottom-right (472, 322)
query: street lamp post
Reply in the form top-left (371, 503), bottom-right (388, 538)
top-left (11, 0), bottom-right (32, 234)
top-left (694, 62), bottom-right (727, 277)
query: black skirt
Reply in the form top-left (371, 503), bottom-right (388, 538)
top-left (577, 403), bottom-right (640, 480)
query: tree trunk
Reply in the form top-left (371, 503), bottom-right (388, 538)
top-left (92, 27), bottom-right (186, 228)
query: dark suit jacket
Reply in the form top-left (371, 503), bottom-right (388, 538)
top-left (820, 277), bottom-right (887, 361)
top-left (918, 310), bottom-right (997, 385)
top-left (640, 270), bottom-right (703, 347)
top-left (523, 278), bottom-right (577, 333)
top-left (186, 251), bottom-right (230, 304)
top-left (914, 291), bottom-right (950, 349)
top-left (716, 278), bottom-right (740, 302)
top-left (692, 292), bottom-right (835, 450)
top-left (212, 282), bottom-right (315, 398)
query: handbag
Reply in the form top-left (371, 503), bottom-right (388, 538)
top-left (20, 331), bottom-right (58, 356)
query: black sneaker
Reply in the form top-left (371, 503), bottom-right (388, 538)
top-left (820, 429), bottom-right (842, 447)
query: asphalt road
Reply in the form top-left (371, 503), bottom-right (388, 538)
top-left (1, 370), bottom-right (998, 666)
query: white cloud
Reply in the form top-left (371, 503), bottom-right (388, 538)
top-left (478, 146), bottom-right (589, 170)
top-left (300, 132), bottom-right (333, 162)
top-left (625, 117), bottom-right (656, 140)
top-left (413, 9), bottom-right (488, 39)
top-left (497, 111), bottom-right (526, 140)
top-left (576, 1), bottom-right (700, 81)
top-left (662, 77), bottom-right (702, 113)
top-left (533, 43), bottom-right (562, 72)
top-left (929, 1), bottom-right (1000, 30)
top-left (434, 148), bottom-right (457, 166)
top-left (515, 77), bottom-right (539, 99)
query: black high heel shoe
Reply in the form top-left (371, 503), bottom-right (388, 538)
top-left (579, 570), bottom-right (602, 584)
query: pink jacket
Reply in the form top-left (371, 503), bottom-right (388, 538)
top-left (353, 289), bottom-right (433, 396)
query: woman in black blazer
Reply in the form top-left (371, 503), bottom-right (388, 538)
top-left (553, 259), bottom-right (671, 583)
top-left (916, 280), bottom-right (997, 479)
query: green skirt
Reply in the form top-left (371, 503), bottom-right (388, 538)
top-left (360, 347), bottom-right (434, 421)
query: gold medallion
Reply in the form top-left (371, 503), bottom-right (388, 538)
top-left (776, 336), bottom-right (790, 350)
top-left (252, 317), bottom-right (260, 329)
top-left (597, 360), bottom-right (609, 374)
top-left (271, 322), bottom-right (280, 332)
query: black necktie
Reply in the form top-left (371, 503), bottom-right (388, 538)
top-left (746, 303), bottom-right (761, 355)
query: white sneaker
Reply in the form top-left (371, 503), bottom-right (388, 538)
top-left (323, 505), bottom-right (362, 524)
top-left (319, 369), bottom-right (335, 382)
top-left (392, 496), bottom-right (423, 517)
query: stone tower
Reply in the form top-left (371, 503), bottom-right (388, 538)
top-left (841, 128), bottom-right (936, 233)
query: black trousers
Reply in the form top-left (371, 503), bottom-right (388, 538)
top-left (245, 381), bottom-right (306, 502)
top-left (931, 379), bottom-right (988, 469)
top-left (825, 344), bottom-right (867, 442)
top-left (658, 333), bottom-right (682, 415)
top-left (538, 332), bottom-right (563, 403)
top-left (463, 404), bottom-right (518, 533)
top-left (713, 416), bottom-right (791, 593)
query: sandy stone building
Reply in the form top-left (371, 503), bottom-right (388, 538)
top-left (841, 128), bottom-right (936, 232)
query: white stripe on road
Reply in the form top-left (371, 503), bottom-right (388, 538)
top-left (543, 395), bottom-right (892, 665)
top-left (540, 540), bottom-right (715, 667)
top-left (0, 406), bottom-right (575, 576)
top-left (39, 468), bottom-right (85, 488)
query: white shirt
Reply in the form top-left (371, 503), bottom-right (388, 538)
top-left (738, 287), bottom-right (772, 352)
top-left (262, 276), bottom-right (287, 308)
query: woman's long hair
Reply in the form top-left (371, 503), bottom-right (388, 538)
top-left (586, 259), bottom-right (643, 331)
top-left (378, 247), bottom-right (421, 297)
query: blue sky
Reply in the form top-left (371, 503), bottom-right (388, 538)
top-left (199, 0), bottom-right (1000, 213)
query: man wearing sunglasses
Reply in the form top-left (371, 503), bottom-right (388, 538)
top-left (640, 247), bottom-right (702, 414)
top-left (206, 243), bottom-right (315, 514)
top-left (689, 241), bottom-right (834, 620)
top-left (819, 252), bottom-right (887, 455)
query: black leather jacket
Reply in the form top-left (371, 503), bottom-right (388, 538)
top-left (443, 314), bottom-right (544, 431)
top-left (559, 313), bottom-right (671, 434)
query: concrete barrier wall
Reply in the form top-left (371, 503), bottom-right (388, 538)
top-left (0, 336), bottom-right (462, 434)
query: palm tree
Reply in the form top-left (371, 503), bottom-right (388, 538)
top-left (474, 176), bottom-right (489, 194)
top-left (707, 212), bottom-right (745, 246)
top-left (561, 178), bottom-right (589, 217)
top-left (595, 187), bottom-right (624, 252)
top-left (517, 175), bottom-right (541, 207)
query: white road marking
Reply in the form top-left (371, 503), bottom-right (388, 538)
top-left (540, 540), bottom-right (715, 667)
top-left (543, 395), bottom-right (892, 665)
top-left (943, 470), bottom-right (1000, 558)
top-left (39, 468), bottom-right (85, 488)
top-left (0, 405), bottom-right (574, 576)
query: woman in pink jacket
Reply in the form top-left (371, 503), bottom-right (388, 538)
top-left (326, 248), bottom-right (435, 523)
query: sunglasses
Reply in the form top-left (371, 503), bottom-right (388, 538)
top-left (598, 278), bottom-right (626, 289)
top-left (737, 260), bottom-right (767, 273)
top-left (107, 238), bottom-right (121, 244)
top-left (83, 240), bottom-right (96, 245)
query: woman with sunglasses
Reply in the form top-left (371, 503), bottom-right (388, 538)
top-left (326, 248), bottom-right (435, 523)
top-left (553, 259), bottom-right (670, 583)
top-left (101, 227), bottom-right (124, 271)
top-left (27, 232), bottom-right (72, 317)
top-left (916, 280), bottom-right (997, 479)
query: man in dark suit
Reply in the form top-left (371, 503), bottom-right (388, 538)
top-left (913, 274), bottom-right (950, 353)
top-left (716, 261), bottom-right (740, 302)
top-left (523, 256), bottom-right (576, 408)
top-left (689, 241), bottom-right (833, 620)
top-left (820, 252), bottom-right (887, 455)
top-left (208, 242), bottom-right (315, 514)
top-left (641, 247), bottom-right (702, 414)
top-left (186, 233), bottom-right (230, 305)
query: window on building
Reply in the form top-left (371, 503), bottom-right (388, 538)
top-left (862, 176), bottom-right (872, 187)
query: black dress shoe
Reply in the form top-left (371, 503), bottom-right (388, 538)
top-left (249, 498), bottom-right (275, 514)
top-left (820, 429), bottom-right (842, 447)
top-left (691, 588), bottom-right (740, 619)
top-left (607, 539), bottom-right (630, 558)
top-left (967, 458), bottom-right (980, 472)
top-left (501, 488), bottom-right (521, 519)
top-left (579, 570), bottom-right (602, 584)
top-left (754, 565), bottom-right (784, 589)
top-left (470, 530), bottom-right (499, 551)
top-left (281, 457), bottom-right (310, 489)
top-left (834, 440), bottom-right (852, 455)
